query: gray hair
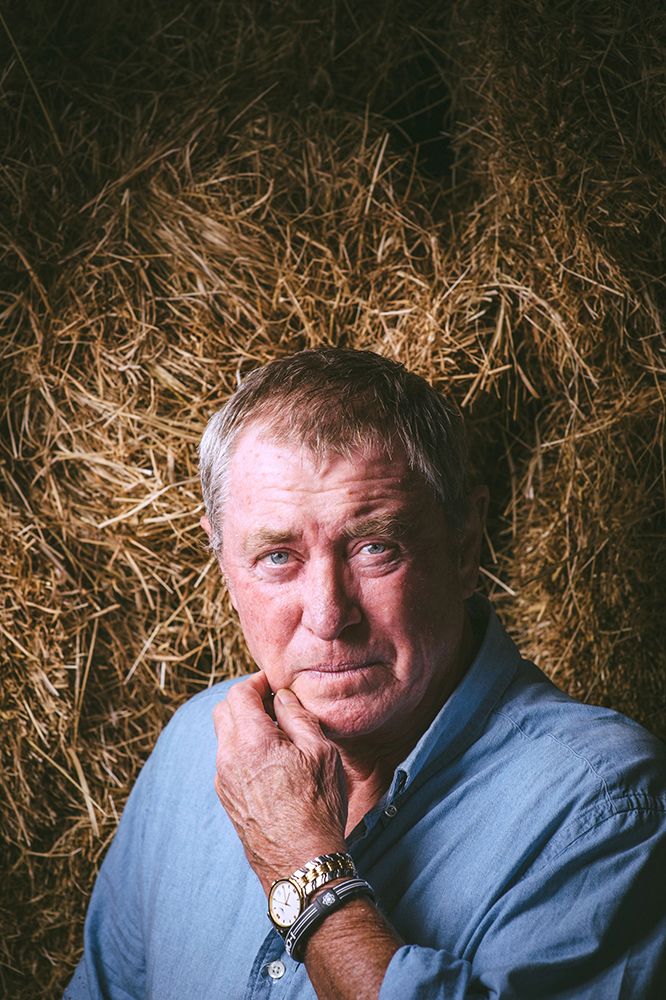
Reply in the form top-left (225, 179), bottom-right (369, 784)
top-left (199, 348), bottom-right (470, 551)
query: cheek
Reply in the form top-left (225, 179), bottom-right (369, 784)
top-left (234, 584), bottom-right (298, 659)
top-left (391, 570), bottom-right (463, 650)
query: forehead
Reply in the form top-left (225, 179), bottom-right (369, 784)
top-left (223, 422), bottom-right (434, 529)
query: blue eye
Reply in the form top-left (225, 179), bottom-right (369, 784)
top-left (267, 551), bottom-right (289, 566)
top-left (362, 542), bottom-right (387, 555)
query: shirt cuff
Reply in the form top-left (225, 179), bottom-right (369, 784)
top-left (379, 944), bottom-right (475, 1000)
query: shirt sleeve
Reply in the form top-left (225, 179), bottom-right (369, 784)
top-left (62, 734), bottom-right (163, 1000)
top-left (379, 805), bottom-right (666, 999)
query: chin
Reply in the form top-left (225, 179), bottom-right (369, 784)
top-left (309, 700), bottom-right (386, 742)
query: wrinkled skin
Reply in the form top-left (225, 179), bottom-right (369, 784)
top-left (213, 675), bottom-right (347, 889)
top-left (205, 423), bottom-right (486, 887)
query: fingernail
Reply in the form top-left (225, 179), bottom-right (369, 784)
top-left (276, 688), bottom-right (296, 705)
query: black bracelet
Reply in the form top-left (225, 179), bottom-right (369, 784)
top-left (284, 877), bottom-right (376, 962)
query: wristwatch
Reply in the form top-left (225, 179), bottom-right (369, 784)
top-left (267, 851), bottom-right (356, 932)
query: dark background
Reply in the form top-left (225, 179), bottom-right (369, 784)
top-left (1, 1), bottom-right (664, 994)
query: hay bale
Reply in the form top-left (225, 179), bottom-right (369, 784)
top-left (1, 98), bottom-right (473, 993)
top-left (1, 0), bottom-right (664, 994)
top-left (444, 0), bottom-right (666, 731)
top-left (501, 388), bottom-right (665, 734)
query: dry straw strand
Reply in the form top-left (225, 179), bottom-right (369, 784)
top-left (1, 0), bottom-right (664, 994)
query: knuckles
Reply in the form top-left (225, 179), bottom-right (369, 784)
top-left (211, 682), bottom-right (348, 858)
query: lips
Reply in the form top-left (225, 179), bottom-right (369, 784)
top-left (301, 660), bottom-right (378, 674)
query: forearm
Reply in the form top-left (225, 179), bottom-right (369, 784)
top-left (213, 682), bottom-right (402, 997)
top-left (303, 896), bottom-right (402, 1000)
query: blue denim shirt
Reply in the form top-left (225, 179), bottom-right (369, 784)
top-left (65, 598), bottom-right (666, 999)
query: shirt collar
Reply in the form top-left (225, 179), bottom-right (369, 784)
top-left (386, 594), bottom-right (521, 800)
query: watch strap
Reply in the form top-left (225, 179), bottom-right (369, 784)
top-left (284, 877), bottom-right (376, 961)
top-left (292, 851), bottom-right (356, 890)
top-left (267, 852), bottom-right (357, 933)
top-left (297, 862), bottom-right (356, 897)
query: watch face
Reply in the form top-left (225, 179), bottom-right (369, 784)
top-left (268, 879), bottom-right (303, 928)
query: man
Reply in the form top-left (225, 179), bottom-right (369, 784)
top-left (66, 348), bottom-right (666, 999)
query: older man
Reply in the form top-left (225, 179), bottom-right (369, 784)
top-left (66, 349), bottom-right (665, 999)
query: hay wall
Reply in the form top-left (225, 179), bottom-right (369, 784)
top-left (1, 1), bottom-right (664, 994)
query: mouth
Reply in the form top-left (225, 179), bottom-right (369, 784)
top-left (300, 660), bottom-right (380, 676)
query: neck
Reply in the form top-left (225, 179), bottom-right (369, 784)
top-left (334, 607), bottom-right (479, 834)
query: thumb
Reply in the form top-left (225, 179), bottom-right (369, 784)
top-left (274, 688), bottom-right (325, 746)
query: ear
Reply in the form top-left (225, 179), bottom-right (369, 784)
top-left (225, 575), bottom-right (238, 612)
top-left (458, 485), bottom-right (489, 599)
top-left (200, 515), bottom-right (238, 609)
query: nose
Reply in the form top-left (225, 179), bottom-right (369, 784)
top-left (300, 556), bottom-right (362, 640)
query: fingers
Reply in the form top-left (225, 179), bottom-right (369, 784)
top-left (213, 674), bottom-right (327, 755)
top-left (245, 670), bottom-right (277, 717)
top-left (244, 669), bottom-right (273, 701)
top-left (273, 687), bottom-right (326, 747)
top-left (212, 671), bottom-right (276, 743)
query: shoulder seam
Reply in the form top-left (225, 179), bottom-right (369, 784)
top-left (493, 709), bottom-right (618, 812)
top-left (535, 802), bottom-right (666, 876)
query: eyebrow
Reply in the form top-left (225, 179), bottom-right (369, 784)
top-left (342, 512), bottom-right (415, 541)
top-left (242, 512), bottom-right (415, 554)
top-left (242, 527), bottom-right (303, 554)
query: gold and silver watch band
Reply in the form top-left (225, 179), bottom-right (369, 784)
top-left (267, 851), bottom-right (358, 934)
top-left (291, 851), bottom-right (356, 892)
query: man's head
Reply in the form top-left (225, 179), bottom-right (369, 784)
top-left (199, 349), bottom-right (487, 747)
top-left (199, 348), bottom-right (470, 552)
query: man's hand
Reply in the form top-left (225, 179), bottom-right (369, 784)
top-left (213, 673), bottom-right (402, 999)
top-left (212, 673), bottom-right (348, 892)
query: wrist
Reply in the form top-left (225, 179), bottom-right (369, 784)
top-left (267, 851), bottom-right (357, 934)
top-left (284, 877), bottom-right (376, 961)
top-left (262, 840), bottom-right (347, 894)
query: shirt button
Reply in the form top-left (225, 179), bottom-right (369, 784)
top-left (384, 803), bottom-right (398, 817)
top-left (266, 960), bottom-right (286, 980)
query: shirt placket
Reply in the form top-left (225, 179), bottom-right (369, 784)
top-left (243, 929), bottom-right (311, 1000)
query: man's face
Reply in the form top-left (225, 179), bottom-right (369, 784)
top-left (209, 422), bottom-right (483, 745)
